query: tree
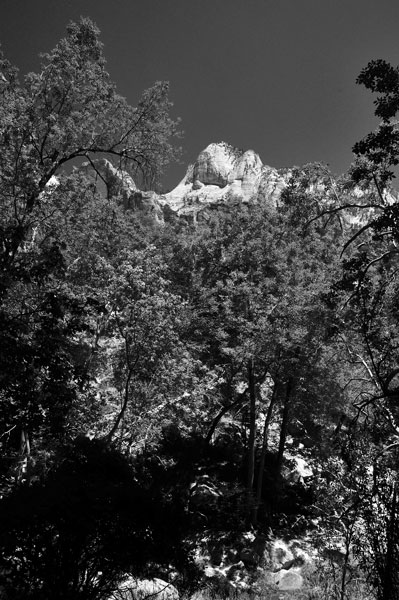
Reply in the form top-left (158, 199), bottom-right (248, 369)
top-left (352, 59), bottom-right (399, 188)
top-left (340, 59), bottom-right (399, 449)
top-left (0, 18), bottom-right (180, 490)
top-left (0, 18), bottom-right (179, 274)
top-left (349, 59), bottom-right (399, 247)
top-left (168, 180), bottom-right (344, 526)
top-left (102, 245), bottom-right (188, 447)
top-left (321, 58), bottom-right (399, 600)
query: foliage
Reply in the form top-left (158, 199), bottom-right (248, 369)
top-left (158, 181), bottom-right (346, 527)
top-left (6, 20), bottom-right (399, 600)
top-left (0, 18), bottom-right (180, 487)
top-left (0, 437), bottom-right (190, 600)
top-left (352, 60), bottom-right (399, 186)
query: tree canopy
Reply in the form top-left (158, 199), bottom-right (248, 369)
top-left (4, 20), bottom-right (399, 600)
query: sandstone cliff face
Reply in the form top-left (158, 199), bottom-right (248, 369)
top-left (81, 142), bottom-right (289, 224)
top-left (81, 142), bottom-right (399, 226)
top-left (161, 142), bottom-right (286, 222)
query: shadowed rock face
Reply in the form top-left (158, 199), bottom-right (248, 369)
top-left (81, 158), bottom-right (165, 223)
top-left (81, 158), bottom-right (137, 201)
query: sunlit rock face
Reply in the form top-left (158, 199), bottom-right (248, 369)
top-left (161, 142), bottom-right (287, 222)
top-left (80, 143), bottom-right (289, 224)
top-left (193, 142), bottom-right (238, 187)
top-left (78, 143), bottom-right (399, 227)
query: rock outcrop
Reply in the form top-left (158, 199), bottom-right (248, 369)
top-left (80, 141), bottom-right (399, 227)
top-left (161, 142), bottom-right (286, 221)
top-left (80, 143), bottom-right (288, 224)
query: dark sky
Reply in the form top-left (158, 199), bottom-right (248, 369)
top-left (1, 0), bottom-right (399, 189)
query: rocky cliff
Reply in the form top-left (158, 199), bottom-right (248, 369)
top-left (161, 142), bottom-right (286, 220)
top-left (82, 142), bottom-right (289, 224)
top-left (82, 141), bottom-right (399, 226)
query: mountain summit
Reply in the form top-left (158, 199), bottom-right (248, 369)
top-left (79, 141), bottom-right (399, 226)
top-left (83, 142), bottom-right (288, 223)
top-left (162, 142), bottom-right (286, 220)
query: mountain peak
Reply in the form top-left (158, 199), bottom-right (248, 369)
top-left (190, 142), bottom-right (262, 188)
top-left (81, 143), bottom-right (287, 224)
top-left (163, 142), bottom-right (281, 219)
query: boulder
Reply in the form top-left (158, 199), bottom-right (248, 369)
top-left (271, 568), bottom-right (303, 591)
top-left (264, 538), bottom-right (313, 593)
top-left (285, 454), bottom-right (314, 484)
top-left (190, 477), bottom-right (221, 508)
top-left (270, 539), bottom-right (294, 569)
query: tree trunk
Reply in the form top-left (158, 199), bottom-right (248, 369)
top-left (246, 359), bottom-right (257, 520)
top-left (276, 379), bottom-right (292, 477)
top-left (106, 366), bottom-right (133, 443)
top-left (204, 392), bottom-right (247, 445)
top-left (18, 428), bottom-right (31, 484)
top-left (251, 382), bottom-right (277, 526)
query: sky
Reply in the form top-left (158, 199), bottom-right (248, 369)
top-left (1, 0), bottom-right (399, 190)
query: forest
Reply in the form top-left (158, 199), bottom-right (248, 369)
top-left (2, 17), bottom-right (399, 600)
